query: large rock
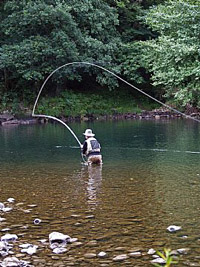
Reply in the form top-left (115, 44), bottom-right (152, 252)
top-left (0, 256), bottom-right (30, 267)
top-left (49, 232), bottom-right (71, 245)
top-left (1, 234), bottom-right (18, 242)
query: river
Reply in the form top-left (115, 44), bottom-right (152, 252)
top-left (0, 119), bottom-right (199, 266)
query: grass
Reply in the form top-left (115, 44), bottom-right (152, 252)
top-left (36, 88), bottom-right (159, 118)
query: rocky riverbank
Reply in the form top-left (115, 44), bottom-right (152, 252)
top-left (0, 109), bottom-right (199, 126)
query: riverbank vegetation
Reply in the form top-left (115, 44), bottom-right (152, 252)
top-left (0, 0), bottom-right (199, 117)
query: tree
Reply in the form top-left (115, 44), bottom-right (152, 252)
top-left (140, 0), bottom-right (200, 107)
top-left (0, 0), bottom-right (121, 100)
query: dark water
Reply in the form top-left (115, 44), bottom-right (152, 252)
top-left (0, 119), bottom-right (199, 266)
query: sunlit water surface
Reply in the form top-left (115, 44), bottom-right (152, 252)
top-left (0, 119), bottom-right (199, 266)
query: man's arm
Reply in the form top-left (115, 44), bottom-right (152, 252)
top-left (82, 141), bottom-right (87, 155)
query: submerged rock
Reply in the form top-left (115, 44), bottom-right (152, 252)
top-left (167, 225), bottom-right (182, 233)
top-left (7, 198), bottom-right (15, 203)
top-left (0, 256), bottom-right (30, 267)
top-left (0, 203), bottom-right (5, 210)
top-left (84, 253), bottom-right (96, 259)
top-left (33, 218), bottom-right (41, 225)
top-left (113, 254), bottom-right (128, 262)
top-left (1, 234), bottom-right (18, 242)
top-left (129, 251), bottom-right (142, 257)
top-left (20, 244), bottom-right (38, 255)
top-left (52, 247), bottom-right (68, 254)
top-left (148, 248), bottom-right (156, 255)
top-left (49, 232), bottom-right (76, 254)
top-left (0, 241), bottom-right (9, 257)
top-left (177, 248), bottom-right (190, 254)
top-left (151, 257), bottom-right (166, 264)
top-left (49, 232), bottom-right (71, 245)
top-left (98, 251), bottom-right (107, 258)
top-left (2, 207), bottom-right (13, 212)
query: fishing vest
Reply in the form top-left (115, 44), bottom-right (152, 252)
top-left (86, 137), bottom-right (101, 155)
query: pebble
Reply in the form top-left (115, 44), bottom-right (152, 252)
top-left (113, 254), bottom-right (128, 262)
top-left (1, 228), bottom-right (11, 232)
top-left (129, 251), bottom-right (142, 257)
top-left (0, 202), bottom-right (5, 210)
top-left (34, 218), bottom-right (42, 225)
top-left (70, 242), bottom-right (83, 248)
top-left (22, 209), bottom-right (32, 213)
top-left (86, 240), bottom-right (98, 247)
top-left (114, 247), bottom-right (126, 251)
top-left (27, 204), bottom-right (37, 208)
top-left (69, 237), bottom-right (78, 243)
top-left (21, 245), bottom-right (38, 255)
top-left (85, 215), bottom-right (95, 219)
top-left (53, 247), bottom-right (68, 254)
top-left (7, 198), bottom-right (15, 203)
top-left (2, 207), bottom-right (13, 212)
top-left (84, 253), bottom-right (97, 258)
top-left (74, 222), bottom-right (82, 226)
top-left (177, 248), bottom-right (190, 254)
top-left (98, 251), bottom-right (107, 258)
top-left (151, 257), bottom-right (166, 264)
top-left (71, 214), bottom-right (81, 218)
top-left (167, 225), bottom-right (182, 232)
top-left (148, 248), bottom-right (156, 255)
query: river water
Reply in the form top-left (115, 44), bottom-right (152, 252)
top-left (0, 119), bottom-right (199, 266)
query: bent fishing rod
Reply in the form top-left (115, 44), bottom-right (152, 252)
top-left (32, 61), bottom-right (200, 162)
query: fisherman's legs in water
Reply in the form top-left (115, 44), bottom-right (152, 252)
top-left (87, 155), bottom-right (102, 165)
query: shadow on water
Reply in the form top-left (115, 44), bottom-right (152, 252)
top-left (0, 119), bottom-right (199, 265)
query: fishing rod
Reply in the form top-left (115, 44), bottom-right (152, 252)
top-left (32, 62), bottom-right (200, 162)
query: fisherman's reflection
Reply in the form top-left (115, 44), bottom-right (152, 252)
top-left (86, 164), bottom-right (102, 210)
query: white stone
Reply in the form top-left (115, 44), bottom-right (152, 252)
top-left (0, 202), bottom-right (5, 210)
top-left (151, 257), bottom-right (166, 264)
top-left (98, 251), bottom-right (107, 257)
top-left (21, 245), bottom-right (38, 255)
top-left (39, 239), bottom-right (47, 244)
top-left (129, 251), bottom-right (142, 257)
top-left (33, 218), bottom-right (42, 224)
top-left (7, 198), bottom-right (15, 203)
top-left (177, 248), bottom-right (190, 254)
top-left (69, 237), bottom-right (78, 243)
top-left (1, 234), bottom-right (18, 242)
top-left (49, 232), bottom-right (71, 244)
top-left (167, 225), bottom-right (181, 232)
top-left (19, 243), bottom-right (32, 249)
top-left (113, 254), bottom-right (128, 261)
top-left (52, 247), bottom-right (67, 254)
top-left (1, 256), bottom-right (20, 266)
top-left (2, 207), bottom-right (12, 212)
top-left (148, 248), bottom-right (156, 255)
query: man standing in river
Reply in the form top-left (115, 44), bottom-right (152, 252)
top-left (82, 129), bottom-right (102, 165)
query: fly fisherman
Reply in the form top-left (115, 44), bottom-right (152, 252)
top-left (82, 129), bottom-right (102, 165)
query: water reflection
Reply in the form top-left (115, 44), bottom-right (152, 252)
top-left (80, 165), bottom-right (102, 210)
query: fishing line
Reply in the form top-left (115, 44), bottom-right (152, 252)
top-left (32, 62), bottom-right (200, 162)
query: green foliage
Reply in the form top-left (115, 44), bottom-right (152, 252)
top-left (0, 0), bottom-right (199, 111)
top-left (36, 89), bottom-right (142, 117)
top-left (139, 0), bottom-right (200, 107)
top-left (0, 0), bottom-right (121, 95)
top-left (152, 248), bottom-right (178, 267)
